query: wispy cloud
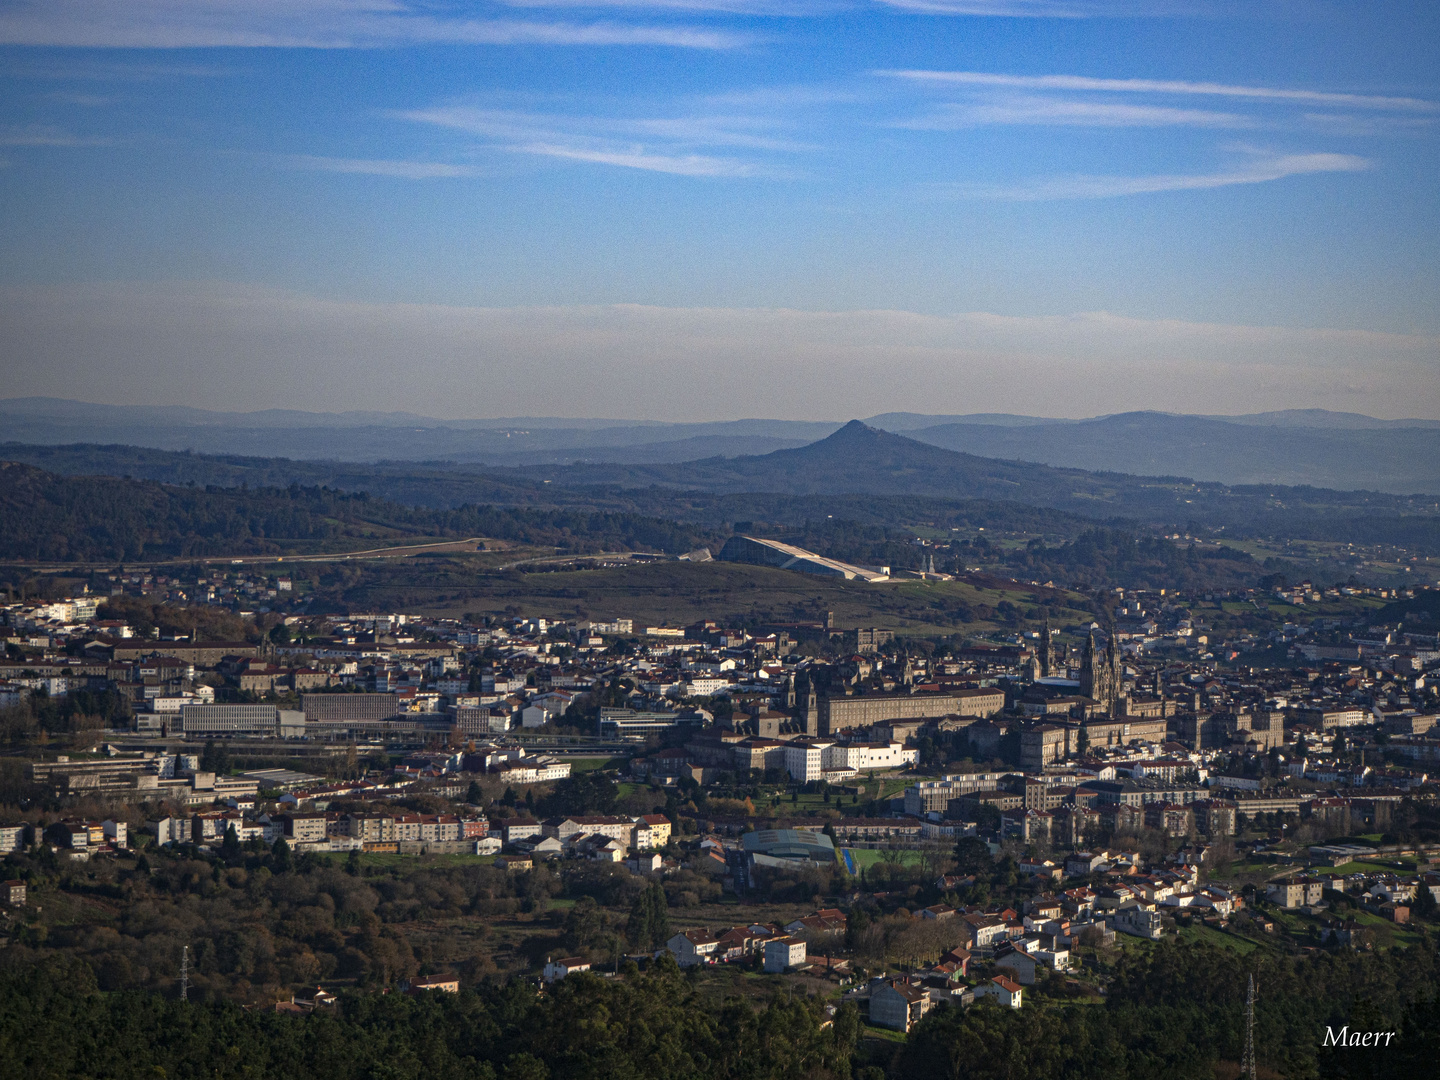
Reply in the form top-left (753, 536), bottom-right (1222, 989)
top-left (284, 154), bottom-right (484, 178)
top-left (520, 142), bottom-right (758, 175)
top-left (399, 103), bottom-right (793, 176)
top-left (904, 95), bottom-right (1251, 128)
top-left (0, 0), bottom-right (746, 50)
top-left (497, 0), bottom-right (829, 12)
top-left (0, 124), bottom-right (111, 147)
top-left (872, 0), bottom-right (1192, 15)
top-left (950, 150), bottom-right (1369, 200)
top-left (882, 70), bottom-right (1440, 112)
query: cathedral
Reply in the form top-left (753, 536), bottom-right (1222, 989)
top-left (1079, 630), bottom-right (1123, 715)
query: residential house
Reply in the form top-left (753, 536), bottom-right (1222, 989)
top-left (977, 976), bottom-right (1023, 1008)
top-left (1267, 878), bottom-right (1326, 909)
top-left (763, 937), bottom-right (807, 973)
top-left (995, 947), bottom-right (1039, 986)
top-left (543, 957), bottom-right (592, 982)
top-left (667, 929), bottom-right (720, 967)
top-left (869, 980), bottom-right (929, 1032)
top-left (405, 974), bottom-right (460, 994)
top-left (1112, 905), bottom-right (1164, 940)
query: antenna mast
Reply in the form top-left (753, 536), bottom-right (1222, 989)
top-left (1241, 973), bottom-right (1256, 1080)
top-left (180, 945), bottom-right (190, 1002)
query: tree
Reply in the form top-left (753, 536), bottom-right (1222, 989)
top-left (200, 739), bottom-right (231, 776)
top-left (270, 836), bottom-right (292, 872)
top-left (220, 823), bottom-right (241, 860)
top-left (466, 780), bottom-right (484, 804)
top-left (626, 882), bottom-right (671, 951)
top-left (953, 836), bottom-right (993, 877)
top-left (1413, 880), bottom-right (1438, 921)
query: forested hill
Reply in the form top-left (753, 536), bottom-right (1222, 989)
top-left (0, 941), bottom-right (1433, 1080)
top-left (5, 431), bottom-right (1440, 555)
top-left (0, 461), bottom-right (718, 562)
top-left (528, 420), bottom-right (1439, 521)
top-left (524, 421), bottom-right (1440, 551)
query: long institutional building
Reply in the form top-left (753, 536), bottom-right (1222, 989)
top-left (814, 687), bottom-right (1005, 735)
top-left (174, 694), bottom-right (453, 739)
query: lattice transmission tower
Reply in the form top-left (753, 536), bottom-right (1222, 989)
top-left (1241, 973), bottom-right (1257, 1080)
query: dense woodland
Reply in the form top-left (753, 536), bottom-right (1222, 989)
top-left (4, 438), bottom-right (1440, 556)
top-left (0, 928), bottom-right (1432, 1080)
top-left (0, 462), bottom-right (720, 562)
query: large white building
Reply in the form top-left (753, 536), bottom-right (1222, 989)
top-left (782, 739), bottom-right (916, 783)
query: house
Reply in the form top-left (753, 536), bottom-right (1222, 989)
top-left (589, 837), bottom-right (628, 863)
top-left (715, 927), bottom-right (762, 961)
top-left (938, 948), bottom-right (971, 976)
top-left (977, 976), bottom-right (1023, 1008)
top-left (543, 957), bottom-right (592, 982)
top-left (1065, 851), bottom-right (1106, 877)
top-left (1112, 905), bottom-right (1164, 940)
top-left (1379, 903), bottom-right (1409, 924)
top-left (869, 980), bottom-right (929, 1032)
top-left (296, 987), bottom-right (337, 1009)
top-left (627, 852), bottom-right (663, 874)
top-left (523, 836), bottom-right (564, 859)
top-left (994, 947), bottom-right (1039, 986)
top-left (499, 817), bottom-right (543, 845)
top-left (636, 814), bottom-right (672, 847)
top-left (1267, 878), bottom-right (1326, 909)
top-left (667, 929), bottom-right (720, 967)
top-left (149, 816), bottom-right (192, 846)
top-left (2, 880), bottom-right (24, 906)
top-left (961, 914), bottom-right (1009, 949)
top-left (405, 974), bottom-right (460, 994)
top-left (919, 904), bottom-right (956, 920)
top-left (785, 909), bottom-right (847, 935)
top-left (763, 936), bottom-right (807, 973)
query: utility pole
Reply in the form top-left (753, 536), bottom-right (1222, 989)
top-left (180, 945), bottom-right (190, 1002)
top-left (1241, 973), bottom-right (1257, 1080)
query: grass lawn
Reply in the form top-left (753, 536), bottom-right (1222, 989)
top-left (847, 848), bottom-right (925, 869)
top-left (570, 756), bottom-right (627, 774)
top-left (384, 558), bottom-right (1094, 637)
top-left (860, 1024), bottom-right (908, 1044)
top-left (1176, 924), bottom-right (1262, 954)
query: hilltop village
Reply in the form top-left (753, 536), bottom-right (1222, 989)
top-left (1, 557), bottom-right (1439, 1042)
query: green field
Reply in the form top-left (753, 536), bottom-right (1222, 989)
top-left (341, 558), bottom-right (1093, 636)
top-left (846, 848), bottom-right (926, 869)
top-left (1176, 924), bottom-right (1262, 953)
top-left (569, 756), bottom-right (627, 774)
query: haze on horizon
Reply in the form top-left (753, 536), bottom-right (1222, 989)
top-left (0, 1), bottom-right (1437, 420)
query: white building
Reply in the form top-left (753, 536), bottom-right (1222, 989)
top-left (763, 937), bottom-right (807, 973)
top-left (783, 741), bottom-right (832, 783)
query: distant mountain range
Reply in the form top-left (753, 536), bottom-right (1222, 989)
top-left (5, 422), bottom-right (1438, 557)
top-left (1, 397), bottom-right (1438, 494)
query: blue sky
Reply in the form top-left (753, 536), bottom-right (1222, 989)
top-left (0, 1), bottom-right (1437, 420)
